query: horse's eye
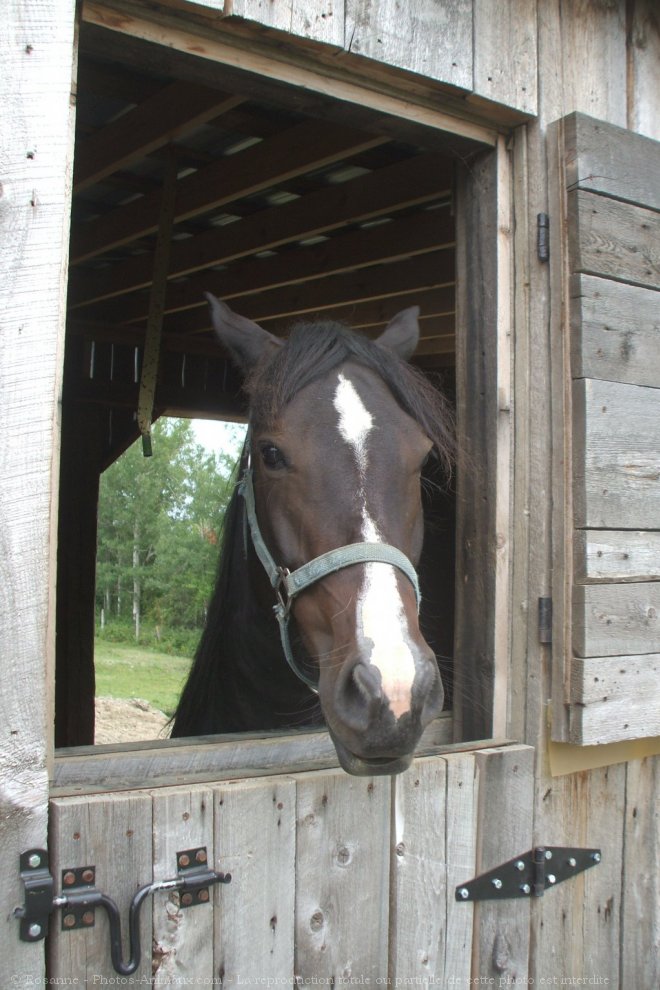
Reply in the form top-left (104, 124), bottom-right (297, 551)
top-left (260, 443), bottom-right (287, 470)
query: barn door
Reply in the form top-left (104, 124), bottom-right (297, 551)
top-left (46, 743), bottom-right (532, 984)
top-left (548, 112), bottom-right (660, 745)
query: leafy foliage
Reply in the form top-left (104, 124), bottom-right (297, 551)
top-left (96, 418), bottom-right (243, 645)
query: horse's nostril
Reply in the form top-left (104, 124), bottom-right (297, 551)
top-left (352, 663), bottom-right (383, 705)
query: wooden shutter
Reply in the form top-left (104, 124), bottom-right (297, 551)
top-left (549, 112), bottom-right (660, 745)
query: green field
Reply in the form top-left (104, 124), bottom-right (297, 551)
top-left (94, 639), bottom-right (192, 717)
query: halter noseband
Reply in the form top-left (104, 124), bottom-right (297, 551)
top-left (239, 465), bottom-right (421, 693)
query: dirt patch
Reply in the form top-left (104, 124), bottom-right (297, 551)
top-left (95, 696), bottom-right (170, 744)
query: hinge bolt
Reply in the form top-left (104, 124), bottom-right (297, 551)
top-left (195, 849), bottom-right (207, 864)
top-left (491, 878), bottom-right (503, 890)
top-left (28, 854), bottom-right (42, 869)
top-left (178, 854), bottom-right (190, 868)
top-left (458, 887), bottom-right (469, 900)
top-left (28, 923), bottom-right (42, 938)
top-left (63, 871), bottom-right (76, 886)
top-left (545, 850), bottom-right (553, 860)
top-left (547, 874), bottom-right (556, 885)
top-left (515, 860), bottom-right (525, 871)
top-left (592, 852), bottom-right (601, 863)
top-left (63, 914), bottom-right (77, 929)
top-left (567, 857), bottom-right (577, 868)
top-left (520, 883), bottom-right (531, 895)
top-left (82, 869), bottom-right (95, 884)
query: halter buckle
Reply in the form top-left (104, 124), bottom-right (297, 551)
top-left (274, 567), bottom-right (292, 616)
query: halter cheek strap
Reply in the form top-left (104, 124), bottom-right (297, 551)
top-left (239, 467), bottom-right (421, 693)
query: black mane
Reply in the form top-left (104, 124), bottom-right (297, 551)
top-left (170, 319), bottom-right (454, 738)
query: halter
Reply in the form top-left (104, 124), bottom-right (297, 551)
top-left (239, 464), bottom-right (421, 693)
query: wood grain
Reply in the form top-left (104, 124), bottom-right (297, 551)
top-left (569, 654), bottom-right (660, 744)
top-left (574, 529), bottom-right (660, 584)
top-left (573, 583), bottom-right (660, 658)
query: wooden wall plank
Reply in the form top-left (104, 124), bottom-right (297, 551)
top-left (570, 274), bottom-right (660, 388)
top-left (573, 583), bottom-right (660, 658)
top-left (229, 0), bottom-right (345, 48)
top-left (572, 377), bottom-right (660, 530)
top-left (628, 0), bottom-right (660, 142)
top-left (49, 792), bottom-right (153, 981)
top-left (574, 530), bottom-right (660, 584)
top-left (472, 0), bottom-right (537, 114)
top-left (569, 654), bottom-right (660, 744)
top-left (295, 770), bottom-right (390, 981)
top-left (0, 0), bottom-right (77, 982)
top-left (151, 786), bottom-right (215, 984)
top-left (213, 777), bottom-right (296, 982)
top-left (472, 746), bottom-right (534, 982)
top-left (556, 0), bottom-right (627, 127)
top-left (344, 0), bottom-right (473, 92)
top-left (571, 189), bottom-right (660, 291)
top-left (563, 111), bottom-right (660, 210)
top-left (621, 755), bottom-right (660, 988)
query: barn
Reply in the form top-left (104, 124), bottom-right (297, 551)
top-left (2, 0), bottom-right (659, 984)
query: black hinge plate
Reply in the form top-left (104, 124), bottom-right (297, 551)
top-left (456, 846), bottom-right (601, 902)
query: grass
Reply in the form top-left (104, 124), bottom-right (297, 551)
top-left (94, 639), bottom-right (192, 717)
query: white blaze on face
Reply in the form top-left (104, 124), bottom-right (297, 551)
top-left (333, 372), bottom-right (416, 718)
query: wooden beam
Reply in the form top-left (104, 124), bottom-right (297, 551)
top-left (70, 119), bottom-right (387, 262)
top-left (165, 250), bottom-right (454, 333)
top-left (97, 207), bottom-right (454, 325)
top-left (74, 82), bottom-right (244, 192)
top-left (69, 152), bottom-right (452, 308)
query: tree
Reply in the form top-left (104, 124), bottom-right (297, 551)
top-left (96, 418), bottom-right (239, 641)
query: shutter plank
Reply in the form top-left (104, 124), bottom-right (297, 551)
top-left (574, 530), bottom-right (660, 584)
top-left (573, 584), bottom-right (660, 658)
top-left (570, 655), bottom-right (660, 744)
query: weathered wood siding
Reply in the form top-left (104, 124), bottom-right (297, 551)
top-left (48, 745), bottom-right (534, 984)
top-left (550, 112), bottom-right (660, 747)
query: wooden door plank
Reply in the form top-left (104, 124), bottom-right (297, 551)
top-left (471, 746), bottom-right (534, 981)
top-left (295, 770), bottom-right (391, 981)
top-left (73, 83), bottom-right (244, 192)
top-left (573, 583), bottom-right (660, 658)
top-left (569, 654), bottom-right (660, 744)
top-left (571, 189), bottom-right (660, 291)
top-left (442, 752), bottom-right (480, 983)
top-left (574, 529), bottom-right (660, 584)
top-left (213, 777), bottom-right (297, 982)
top-left (570, 274), bottom-right (660, 388)
top-left (69, 152), bottom-right (452, 308)
top-left (572, 377), bottom-right (660, 529)
top-left (70, 120), bottom-right (387, 262)
top-left (563, 112), bottom-right (660, 210)
top-left (103, 207), bottom-right (454, 324)
top-left (621, 755), bottom-right (660, 988)
top-left (49, 792), bottom-right (153, 982)
top-left (151, 786), bottom-right (215, 984)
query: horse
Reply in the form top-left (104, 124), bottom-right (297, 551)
top-left (171, 293), bottom-right (454, 775)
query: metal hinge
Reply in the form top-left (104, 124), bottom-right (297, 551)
top-left (538, 596), bottom-right (553, 644)
top-left (456, 846), bottom-right (601, 902)
top-left (537, 213), bottom-right (550, 262)
top-left (15, 847), bottom-right (231, 975)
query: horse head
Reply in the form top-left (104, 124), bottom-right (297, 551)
top-left (204, 295), bottom-right (452, 776)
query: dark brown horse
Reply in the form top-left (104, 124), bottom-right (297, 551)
top-left (171, 295), bottom-right (454, 775)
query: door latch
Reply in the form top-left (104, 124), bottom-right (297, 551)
top-left (15, 847), bottom-right (231, 975)
top-left (456, 846), bottom-right (601, 902)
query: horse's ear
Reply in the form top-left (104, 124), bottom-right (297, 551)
top-left (375, 306), bottom-right (420, 361)
top-left (205, 293), bottom-right (282, 371)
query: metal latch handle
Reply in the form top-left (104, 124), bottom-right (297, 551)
top-left (15, 847), bottom-right (231, 976)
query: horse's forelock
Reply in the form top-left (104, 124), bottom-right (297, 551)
top-left (244, 320), bottom-right (454, 478)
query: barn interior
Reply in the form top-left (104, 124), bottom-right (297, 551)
top-left (56, 21), bottom-right (486, 748)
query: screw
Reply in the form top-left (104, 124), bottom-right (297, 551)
top-left (520, 883), bottom-right (531, 895)
top-left (197, 889), bottom-right (209, 903)
top-left (592, 852), bottom-right (601, 863)
top-left (458, 888), bottom-right (469, 900)
top-left (82, 911), bottom-right (94, 926)
top-left (179, 854), bottom-right (190, 868)
top-left (515, 860), bottom-right (525, 871)
top-left (567, 857), bottom-right (577, 868)
top-left (195, 849), bottom-right (207, 864)
top-left (491, 878), bottom-right (503, 890)
top-left (82, 869), bottom-right (95, 884)
top-left (28, 854), bottom-right (41, 869)
top-left (547, 874), bottom-right (556, 884)
top-left (63, 871), bottom-right (76, 886)
top-left (28, 923), bottom-right (42, 938)
top-left (181, 893), bottom-right (193, 907)
top-left (63, 914), bottom-right (76, 928)
top-left (545, 850), bottom-right (553, 860)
